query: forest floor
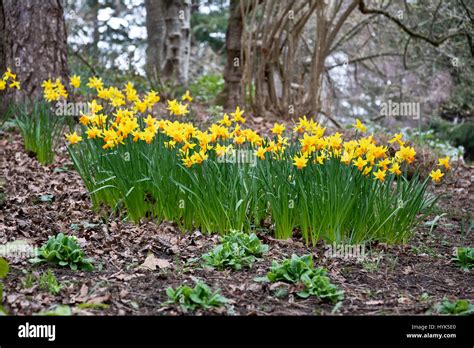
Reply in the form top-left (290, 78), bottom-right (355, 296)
top-left (0, 130), bottom-right (473, 316)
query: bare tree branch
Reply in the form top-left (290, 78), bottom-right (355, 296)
top-left (71, 48), bottom-right (97, 75)
top-left (326, 53), bottom-right (403, 70)
top-left (358, 0), bottom-right (469, 47)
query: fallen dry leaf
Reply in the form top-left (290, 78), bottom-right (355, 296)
top-left (139, 253), bottom-right (171, 271)
top-left (398, 297), bottom-right (411, 304)
top-left (87, 294), bottom-right (111, 304)
top-left (73, 284), bottom-right (89, 303)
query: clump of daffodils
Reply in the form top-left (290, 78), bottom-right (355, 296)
top-left (51, 74), bottom-right (452, 244)
top-left (42, 78), bottom-right (68, 102)
top-left (0, 68), bottom-right (21, 91)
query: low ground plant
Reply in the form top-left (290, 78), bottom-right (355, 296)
top-left (164, 281), bottom-right (228, 313)
top-left (266, 254), bottom-right (344, 303)
top-left (436, 299), bottom-right (474, 315)
top-left (202, 230), bottom-right (268, 270)
top-left (452, 247), bottom-right (473, 271)
top-left (0, 258), bottom-right (9, 315)
top-left (189, 74), bottom-right (224, 102)
top-left (35, 305), bottom-right (72, 316)
top-left (30, 233), bottom-right (94, 271)
top-left (39, 269), bottom-right (62, 295)
top-left (22, 272), bottom-right (36, 289)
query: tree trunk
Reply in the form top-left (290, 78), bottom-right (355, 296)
top-left (1, 0), bottom-right (69, 105)
top-left (146, 0), bottom-right (190, 87)
top-left (222, 0), bottom-right (243, 110)
top-left (0, 0), bottom-right (5, 73)
top-left (161, 0), bottom-right (190, 86)
top-left (90, 0), bottom-right (100, 64)
top-left (145, 0), bottom-right (164, 81)
top-left (308, 5), bottom-right (327, 120)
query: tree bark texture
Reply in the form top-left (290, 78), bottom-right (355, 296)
top-left (146, 0), bottom-right (190, 86)
top-left (1, 0), bottom-right (69, 105)
top-left (223, 0), bottom-right (243, 110)
top-left (0, 0), bottom-right (4, 73)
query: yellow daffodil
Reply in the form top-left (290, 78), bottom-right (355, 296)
top-left (218, 113), bottom-right (232, 127)
top-left (316, 153), bottom-right (326, 165)
top-left (140, 130), bottom-right (155, 144)
top-left (363, 165), bottom-right (372, 176)
top-left (388, 133), bottom-right (405, 146)
top-left (9, 80), bottom-right (20, 90)
top-left (88, 99), bottom-right (103, 114)
top-left (271, 123), bottom-right (286, 136)
top-left (167, 99), bottom-right (189, 117)
top-left (145, 90), bottom-right (160, 106)
top-left (65, 131), bottom-right (82, 145)
top-left (181, 141), bottom-right (196, 153)
top-left (377, 158), bottom-right (391, 170)
top-left (70, 74), bottom-right (81, 88)
top-left (87, 76), bottom-right (104, 90)
top-left (389, 162), bottom-right (402, 175)
top-left (429, 169), bottom-right (444, 183)
top-left (353, 157), bottom-right (367, 171)
top-left (373, 169), bottom-right (386, 182)
top-left (231, 106), bottom-right (245, 123)
top-left (327, 132), bottom-right (342, 150)
top-left (97, 88), bottom-right (112, 100)
top-left (181, 90), bottom-right (193, 102)
top-left (4, 67), bottom-right (16, 80)
top-left (86, 127), bottom-right (102, 139)
top-left (395, 146), bottom-right (416, 164)
top-left (110, 97), bottom-right (126, 107)
top-left (234, 135), bottom-right (246, 145)
top-left (91, 113), bottom-right (107, 127)
top-left (437, 156), bottom-right (450, 170)
top-left (341, 151), bottom-right (354, 165)
top-left (134, 100), bottom-right (148, 113)
top-left (79, 114), bottom-right (91, 126)
top-left (102, 140), bottom-right (116, 149)
top-left (255, 147), bottom-right (266, 160)
top-left (191, 150), bottom-right (208, 164)
top-left (214, 144), bottom-right (228, 157)
top-left (182, 156), bottom-right (194, 168)
top-left (293, 154), bottom-right (308, 169)
top-left (354, 119), bottom-right (366, 132)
